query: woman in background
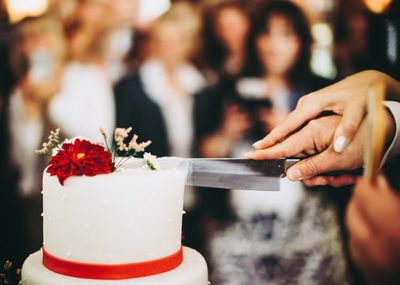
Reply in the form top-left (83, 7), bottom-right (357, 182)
top-left (48, 0), bottom-right (115, 141)
top-left (115, 3), bottom-right (206, 158)
top-left (202, 0), bottom-right (251, 84)
top-left (8, 15), bottom-right (67, 255)
top-left (198, 1), bottom-right (253, 152)
top-left (198, 2), bottom-right (351, 284)
top-left (200, 1), bottom-right (331, 158)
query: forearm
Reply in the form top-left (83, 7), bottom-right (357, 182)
top-left (360, 70), bottom-right (400, 101)
top-left (383, 72), bottom-right (400, 102)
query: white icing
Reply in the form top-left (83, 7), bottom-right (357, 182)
top-left (22, 247), bottom-right (208, 285)
top-left (42, 168), bottom-right (185, 264)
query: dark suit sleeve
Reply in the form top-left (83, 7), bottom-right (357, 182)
top-left (114, 75), bottom-right (170, 156)
top-left (193, 86), bottom-right (224, 141)
top-left (115, 75), bottom-right (139, 129)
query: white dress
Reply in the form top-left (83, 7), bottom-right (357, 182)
top-left (48, 62), bottom-right (115, 142)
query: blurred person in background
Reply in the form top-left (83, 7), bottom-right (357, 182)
top-left (104, 0), bottom-right (138, 83)
top-left (50, 0), bottom-right (138, 83)
top-left (8, 15), bottom-right (67, 255)
top-left (199, 0), bottom-right (331, 159)
top-left (48, 0), bottom-right (115, 141)
top-left (115, 2), bottom-right (206, 158)
top-left (334, 4), bottom-right (370, 79)
top-left (192, 2), bottom-right (253, 249)
top-left (201, 0), bottom-right (251, 84)
top-left (197, 2), bottom-right (352, 284)
top-left (194, 2), bottom-right (254, 236)
top-left (334, 0), bottom-right (400, 81)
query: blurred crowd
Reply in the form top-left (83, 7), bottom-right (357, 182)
top-left (0, 0), bottom-right (399, 284)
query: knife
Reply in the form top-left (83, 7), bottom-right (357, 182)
top-left (157, 158), bottom-right (299, 191)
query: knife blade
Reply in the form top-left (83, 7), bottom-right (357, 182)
top-left (158, 158), bottom-right (299, 191)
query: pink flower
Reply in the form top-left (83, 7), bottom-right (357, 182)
top-left (129, 135), bottom-right (151, 153)
top-left (99, 128), bottom-right (108, 139)
top-left (114, 127), bottom-right (132, 152)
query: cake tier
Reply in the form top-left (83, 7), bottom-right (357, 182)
top-left (42, 167), bottom-right (185, 264)
top-left (21, 247), bottom-right (208, 285)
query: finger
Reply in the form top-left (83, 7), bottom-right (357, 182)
top-left (333, 101), bottom-right (366, 153)
top-left (302, 175), bottom-right (357, 187)
top-left (245, 128), bottom-right (315, 160)
top-left (253, 101), bottom-right (322, 149)
top-left (286, 150), bottom-right (339, 181)
top-left (328, 175), bottom-right (358, 187)
top-left (302, 176), bottom-right (330, 187)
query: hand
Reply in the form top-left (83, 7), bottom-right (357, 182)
top-left (200, 103), bottom-right (250, 157)
top-left (346, 176), bottom-right (400, 284)
top-left (220, 103), bottom-right (251, 140)
top-left (245, 114), bottom-right (363, 187)
top-left (253, 70), bottom-right (400, 153)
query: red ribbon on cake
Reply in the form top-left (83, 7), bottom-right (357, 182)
top-left (42, 246), bottom-right (183, 280)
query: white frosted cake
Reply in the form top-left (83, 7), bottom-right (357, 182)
top-left (21, 166), bottom-right (208, 285)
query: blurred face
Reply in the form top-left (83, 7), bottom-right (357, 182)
top-left (215, 8), bottom-right (250, 51)
top-left (77, 0), bottom-right (111, 29)
top-left (21, 34), bottom-right (51, 57)
top-left (20, 32), bottom-right (63, 98)
top-left (113, 0), bottom-right (138, 27)
top-left (256, 15), bottom-right (301, 76)
top-left (152, 21), bottom-right (193, 66)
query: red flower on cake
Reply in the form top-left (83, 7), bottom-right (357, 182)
top-left (46, 139), bottom-right (112, 185)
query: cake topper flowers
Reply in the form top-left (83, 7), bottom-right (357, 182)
top-left (36, 127), bottom-right (153, 185)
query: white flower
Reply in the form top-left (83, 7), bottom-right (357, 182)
top-left (143, 152), bottom-right (161, 170)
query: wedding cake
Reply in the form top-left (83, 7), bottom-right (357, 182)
top-left (21, 129), bottom-right (208, 285)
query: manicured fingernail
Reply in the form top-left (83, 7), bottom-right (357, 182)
top-left (287, 168), bottom-right (302, 180)
top-left (252, 141), bottom-right (262, 148)
top-left (334, 136), bottom-right (347, 153)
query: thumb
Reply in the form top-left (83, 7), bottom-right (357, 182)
top-left (286, 150), bottom-right (338, 181)
top-left (333, 104), bottom-right (365, 153)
